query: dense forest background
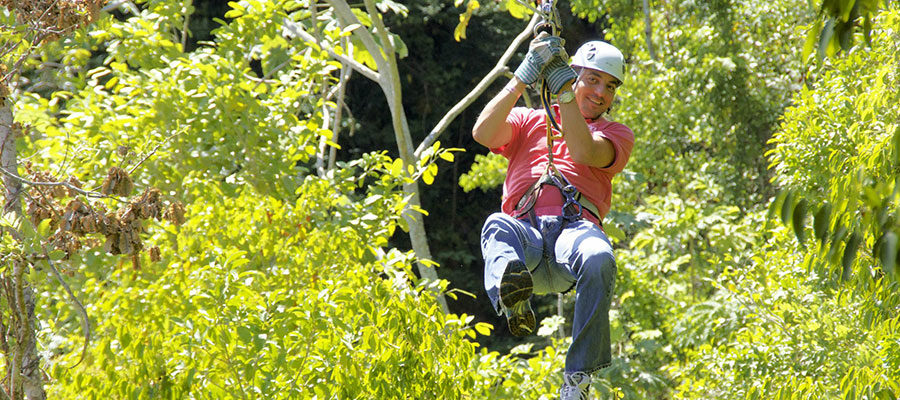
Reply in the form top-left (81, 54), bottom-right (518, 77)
top-left (1, 0), bottom-right (899, 398)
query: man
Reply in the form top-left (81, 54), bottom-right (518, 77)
top-left (472, 35), bottom-right (633, 400)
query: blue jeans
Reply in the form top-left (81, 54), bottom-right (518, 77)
top-left (481, 212), bottom-right (616, 374)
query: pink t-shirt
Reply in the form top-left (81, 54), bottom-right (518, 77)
top-left (491, 106), bottom-right (634, 223)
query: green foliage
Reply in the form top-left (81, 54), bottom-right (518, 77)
top-left (43, 155), bottom-right (504, 399)
top-left (769, 7), bottom-right (900, 277)
top-left (804, 0), bottom-right (887, 63)
top-left (459, 152), bottom-right (508, 193)
top-left (669, 7), bottom-right (900, 399)
top-left (15, 0), bottom-right (331, 201)
top-left (9, 2), bottom-right (573, 398)
top-left (6, 0), bottom-right (900, 398)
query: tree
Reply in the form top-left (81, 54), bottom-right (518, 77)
top-left (288, 0), bottom-right (549, 313)
top-left (1, 2), bottom-right (104, 399)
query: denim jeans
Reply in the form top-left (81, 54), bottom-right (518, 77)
top-left (481, 212), bottom-right (616, 373)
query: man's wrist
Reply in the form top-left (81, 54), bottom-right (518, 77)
top-left (503, 79), bottom-right (524, 96)
top-left (557, 89), bottom-right (575, 104)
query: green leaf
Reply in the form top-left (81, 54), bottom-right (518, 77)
top-left (237, 326), bottom-right (252, 343)
top-left (781, 190), bottom-right (796, 225)
top-left (828, 224), bottom-right (849, 261)
top-left (792, 198), bottom-right (808, 245)
top-left (814, 202), bottom-right (832, 243)
top-left (453, 1), bottom-right (479, 42)
top-left (893, 125), bottom-right (900, 167)
top-left (767, 191), bottom-right (787, 221)
top-left (390, 158), bottom-right (403, 177)
top-left (505, 0), bottom-right (530, 19)
top-left (841, 232), bottom-right (860, 276)
top-left (604, 222), bottom-right (626, 244)
top-left (37, 219), bottom-right (52, 237)
top-left (802, 20), bottom-right (823, 62)
top-left (390, 34), bottom-right (408, 59)
top-left (474, 322), bottom-right (492, 336)
top-left (878, 231), bottom-right (897, 275)
top-left (817, 18), bottom-right (836, 63)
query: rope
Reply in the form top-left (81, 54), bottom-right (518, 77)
top-left (513, 0), bottom-right (586, 224)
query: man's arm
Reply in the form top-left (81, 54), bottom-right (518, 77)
top-left (557, 91), bottom-right (616, 168)
top-left (472, 78), bottom-right (527, 149)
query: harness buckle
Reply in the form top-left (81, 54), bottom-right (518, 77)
top-left (560, 184), bottom-right (582, 222)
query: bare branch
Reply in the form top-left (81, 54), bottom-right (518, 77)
top-left (127, 127), bottom-right (185, 175)
top-left (328, 57), bottom-right (353, 170)
top-left (363, 0), bottom-right (394, 59)
top-left (323, 0), bottom-right (389, 77)
top-left (414, 14), bottom-right (540, 158)
top-left (180, 1), bottom-right (191, 51)
top-left (282, 18), bottom-right (380, 82)
top-left (0, 166), bottom-right (125, 203)
top-left (41, 249), bottom-right (91, 369)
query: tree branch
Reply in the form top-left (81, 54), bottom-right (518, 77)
top-left (324, 0), bottom-right (389, 81)
top-left (181, 0), bottom-right (192, 52)
top-left (41, 248), bottom-right (91, 369)
top-left (282, 19), bottom-right (380, 82)
top-left (127, 126), bottom-right (185, 175)
top-left (0, 166), bottom-right (125, 203)
top-left (328, 57), bottom-right (352, 171)
top-left (363, 0), bottom-right (394, 59)
top-left (414, 14), bottom-right (539, 158)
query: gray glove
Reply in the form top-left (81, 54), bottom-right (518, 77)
top-left (543, 55), bottom-right (577, 94)
top-left (514, 33), bottom-right (564, 86)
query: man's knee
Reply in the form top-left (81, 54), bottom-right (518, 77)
top-left (481, 212), bottom-right (519, 237)
top-left (580, 247), bottom-right (616, 286)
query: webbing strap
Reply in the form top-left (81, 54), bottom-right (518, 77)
top-left (512, 165), bottom-right (601, 225)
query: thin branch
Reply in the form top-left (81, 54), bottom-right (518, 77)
top-left (414, 14), bottom-right (539, 158)
top-left (362, 0), bottom-right (394, 59)
top-left (0, 378), bottom-right (10, 400)
top-left (181, 0), bottom-right (191, 52)
top-left (127, 127), bottom-right (185, 175)
top-left (0, 166), bottom-right (124, 203)
top-left (55, 130), bottom-right (72, 178)
top-left (248, 59), bottom-right (289, 92)
top-left (323, 0), bottom-right (388, 77)
top-left (328, 56), bottom-right (352, 171)
top-left (282, 18), bottom-right (380, 82)
top-left (313, 1), bottom-right (331, 177)
top-left (41, 249), bottom-right (90, 369)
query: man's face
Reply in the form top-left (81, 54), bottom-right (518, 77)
top-left (573, 68), bottom-right (620, 120)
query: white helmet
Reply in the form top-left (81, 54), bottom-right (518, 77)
top-left (571, 41), bottom-right (625, 84)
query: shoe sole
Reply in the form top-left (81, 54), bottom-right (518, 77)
top-left (500, 261), bottom-right (535, 336)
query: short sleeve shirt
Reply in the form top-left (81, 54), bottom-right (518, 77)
top-left (490, 106), bottom-right (634, 220)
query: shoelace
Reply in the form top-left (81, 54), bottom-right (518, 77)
top-left (560, 372), bottom-right (591, 400)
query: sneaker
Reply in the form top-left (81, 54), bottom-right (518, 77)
top-left (499, 260), bottom-right (535, 336)
top-left (559, 371), bottom-right (591, 400)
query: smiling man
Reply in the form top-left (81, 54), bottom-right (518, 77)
top-left (472, 37), bottom-right (634, 400)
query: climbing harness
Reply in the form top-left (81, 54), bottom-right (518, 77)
top-left (512, 0), bottom-right (601, 228)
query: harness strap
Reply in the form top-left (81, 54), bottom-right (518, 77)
top-left (512, 166), bottom-right (602, 225)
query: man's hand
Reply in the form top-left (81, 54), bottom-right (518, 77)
top-left (514, 32), bottom-right (564, 86)
top-left (543, 56), bottom-right (577, 95)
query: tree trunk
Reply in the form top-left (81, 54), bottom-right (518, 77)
top-left (1, 101), bottom-right (46, 400)
top-left (323, 0), bottom-right (449, 313)
top-left (381, 49), bottom-right (450, 314)
top-left (1, 102), bottom-right (21, 213)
